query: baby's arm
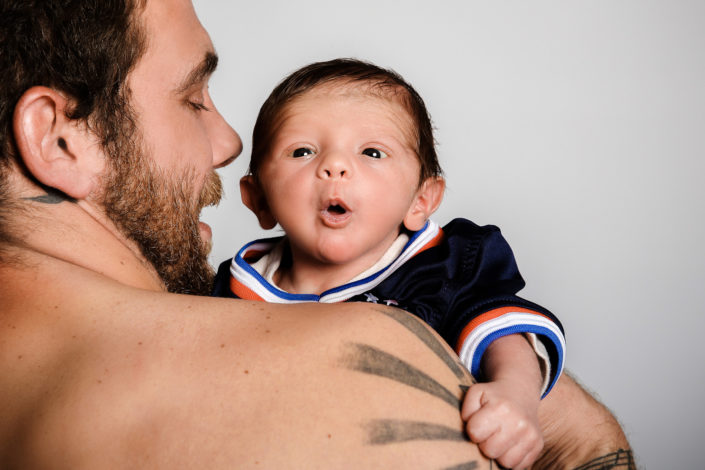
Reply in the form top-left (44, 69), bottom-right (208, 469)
top-left (462, 333), bottom-right (544, 469)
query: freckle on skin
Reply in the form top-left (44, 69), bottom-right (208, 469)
top-left (17, 355), bottom-right (22, 360)
top-left (138, 342), bottom-right (142, 346)
top-left (220, 344), bottom-right (225, 348)
top-left (244, 370), bottom-right (249, 374)
top-left (327, 434), bottom-right (332, 439)
top-left (265, 330), bottom-right (271, 334)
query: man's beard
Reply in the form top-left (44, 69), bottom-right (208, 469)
top-left (101, 135), bottom-right (222, 296)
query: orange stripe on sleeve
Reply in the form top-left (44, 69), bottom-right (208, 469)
top-left (454, 306), bottom-right (552, 353)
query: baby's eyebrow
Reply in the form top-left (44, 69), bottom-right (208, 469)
top-left (176, 51), bottom-right (219, 94)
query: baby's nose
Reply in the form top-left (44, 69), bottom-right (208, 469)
top-left (317, 152), bottom-right (350, 179)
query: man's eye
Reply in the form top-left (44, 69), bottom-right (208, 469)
top-left (362, 148), bottom-right (388, 159)
top-left (188, 101), bottom-right (210, 112)
top-left (292, 147), bottom-right (314, 158)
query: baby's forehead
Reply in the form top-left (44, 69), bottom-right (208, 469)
top-left (282, 80), bottom-right (417, 133)
top-left (299, 80), bottom-right (409, 106)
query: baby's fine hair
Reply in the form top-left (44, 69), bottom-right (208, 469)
top-left (249, 58), bottom-right (442, 186)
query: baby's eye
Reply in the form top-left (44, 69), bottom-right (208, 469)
top-left (362, 148), bottom-right (388, 159)
top-left (292, 147), bottom-right (315, 158)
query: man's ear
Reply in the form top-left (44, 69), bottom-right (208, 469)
top-left (403, 176), bottom-right (446, 231)
top-left (13, 86), bottom-right (104, 199)
top-left (240, 175), bottom-right (277, 230)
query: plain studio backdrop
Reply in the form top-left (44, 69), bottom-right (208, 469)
top-left (195, 1), bottom-right (704, 467)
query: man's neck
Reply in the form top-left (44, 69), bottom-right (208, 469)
top-left (7, 188), bottom-right (164, 291)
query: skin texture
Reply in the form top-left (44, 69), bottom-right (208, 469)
top-left (0, 0), bottom-right (633, 468)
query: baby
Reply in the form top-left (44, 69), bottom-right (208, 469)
top-left (214, 58), bottom-right (565, 469)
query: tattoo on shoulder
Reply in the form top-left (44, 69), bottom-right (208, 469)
top-left (340, 342), bottom-right (462, 409)
top-left (365, 420), bottom-right (481, 470)
top-left (337, 308), bottom-right (489, 468)
top-left (443, 462), bottom-right (482, 470)
top-left (23, 188), bottom-right (74, 204)
top-left (373, 307), bottom-right (474, 385)
top-left (573, 449), bottom-right (636, 469)
top-left (365, 419), bottom-right (468, 445)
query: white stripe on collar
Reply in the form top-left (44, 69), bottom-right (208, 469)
top-left (230, 220), bottom-right (441, 303)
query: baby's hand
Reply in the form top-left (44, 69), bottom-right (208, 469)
top-left (461, 379), bottom-right (543, 469)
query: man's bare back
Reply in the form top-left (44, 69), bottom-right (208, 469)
top-left (0, 252), bottom-right (489, 468)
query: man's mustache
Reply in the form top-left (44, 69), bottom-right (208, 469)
top-left (199, 171), bottom-right (223, 209)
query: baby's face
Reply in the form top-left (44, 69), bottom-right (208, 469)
top-left (256, 85), bottom-right (423, 274)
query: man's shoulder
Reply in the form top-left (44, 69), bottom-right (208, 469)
top-left (1, 286), bottom-right (489, 468)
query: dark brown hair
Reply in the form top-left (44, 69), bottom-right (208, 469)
top-left (0, 0), bottom-right (146, 243)
top-left (250, 58), bottom-right (442, 186)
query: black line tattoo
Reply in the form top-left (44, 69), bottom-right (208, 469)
top-left (340, 342), bottom-right (461, 409)
top-left (365, 419), bottom-right (469, 445)
top-left (442, 462), bottom-right (480, 470)
top-left (23, 188), bottom-right (74, 204)
top-left (373, 307), bottom-right (475, 385)
top-left (573, 449), bottom-right (636, 470)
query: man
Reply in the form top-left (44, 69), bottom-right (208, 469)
top-left (0, 0), bottom-right (632, 468)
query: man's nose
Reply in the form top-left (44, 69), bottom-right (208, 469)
top-left (317, 151), bottom-right (351, 179)
top-left (205, 100), bottom-right (243, 169)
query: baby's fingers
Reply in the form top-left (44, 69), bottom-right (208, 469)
top-left (465, 402), bottom-right (501, 444)
top-left (493, 420), bottom-right (543, 469)
top-left (513, 442), bottom-right (543, 470)
top-left (460, 383), bottom-right (487, 421)
top-left (472, 423), bottom-right (512, 462)
top-left (494, 435), bottom-right (543, 469)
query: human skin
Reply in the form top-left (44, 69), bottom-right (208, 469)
top-left (0, 0), bottom-right (632, 467)
top-left (0, 262), bottom-right (491, 468)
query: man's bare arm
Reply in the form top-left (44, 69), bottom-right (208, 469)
top-left (533, 373), bottom-right (634, 470)
top-left (354, 306), bottom-right (635, 470)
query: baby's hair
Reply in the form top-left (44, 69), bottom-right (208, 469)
top-left (249, 58), bottom-right (442, 186)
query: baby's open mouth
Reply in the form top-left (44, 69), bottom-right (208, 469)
top-left (320, 199), bottom-right (352, 227)
top-left (327, 204), bottom-right (347, 215)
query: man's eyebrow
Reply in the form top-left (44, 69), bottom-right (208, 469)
top-left (176, 51), bottom-right (219, 93)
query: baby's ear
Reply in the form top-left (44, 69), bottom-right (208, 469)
top-left (13, 86), bottom-right (104, 199)
top-left (403, 176), bottom-right (445, 232)
top-left (240, 175), bottom-right (277, 229)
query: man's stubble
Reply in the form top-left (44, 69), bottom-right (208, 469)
top-left (101, 125), bottom-right (222, 296)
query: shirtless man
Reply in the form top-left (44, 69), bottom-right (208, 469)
top-left (0, 0), bottom-right (632, 468)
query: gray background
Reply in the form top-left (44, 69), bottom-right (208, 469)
top-left (195, 1), bottom-right (705, 467)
